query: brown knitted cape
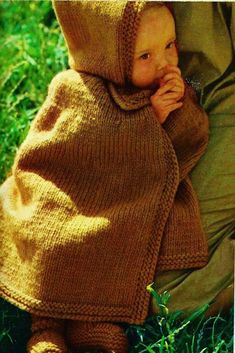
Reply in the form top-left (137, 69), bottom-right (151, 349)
top-left (0, 1), bottom-right (209, 326)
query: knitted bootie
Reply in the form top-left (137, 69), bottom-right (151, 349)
top-left (27, 315), bottom-right (68, 353)
top-left (65, 321), bottom-right (129, 353)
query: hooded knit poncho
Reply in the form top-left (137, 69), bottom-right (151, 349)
top-left (0, 0), bottom-right (209, 338)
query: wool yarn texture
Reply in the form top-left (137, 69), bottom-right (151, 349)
top-left (0, 0), bottom-right (209, 339)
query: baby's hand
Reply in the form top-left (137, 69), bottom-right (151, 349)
top-left (150, 65), bottom-right (185, 124)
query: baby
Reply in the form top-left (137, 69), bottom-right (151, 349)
top-left (0, 2), bottom-right (209, 353)
top-left (132, 3), bottom-right (185, 124)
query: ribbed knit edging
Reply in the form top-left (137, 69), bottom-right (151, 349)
top-left (0, 283), bottom-right (141, 323)
top-left (158, 252), bottom-right (208, 260)
top-left (157, 254), bottom-right (209, 271)
top-left (132, 116), bottom-right (180, 323)
top-left (121, 0), bottom-right (146, 83)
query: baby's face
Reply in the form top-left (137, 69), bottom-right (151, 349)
top-left (132, 5), bottom-right (178, 90)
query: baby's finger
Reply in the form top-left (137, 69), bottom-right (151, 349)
top-left (166, 101), bottom-right (183, 113)
top-left (163, 100), bottom-right (180, 107)
top-left (161, 72), bottom-right (182, 83)
top-left (156, 82), bottom-right (184, 96)
top-left (161, 92), bottom-right (183, 101)
top-left (163, 65), bottom-right (181, 76)
top-left (159, 80), bottom-right (185, 97)
top-left (151, 96), bottom-right (177, 105)
top-left (151, 92), bottom-right (181, 101)
top-left (155, 81), bottom-right (176, 96)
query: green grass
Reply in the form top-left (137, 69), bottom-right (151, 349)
top-left (0, 1), bottom-right (233, 352)
top-left (0, 0), bottom-right (68, 184)
top-left (0, 297), bottom-right (31, 353)
top-left (124, 285), bottom-right (233, 353)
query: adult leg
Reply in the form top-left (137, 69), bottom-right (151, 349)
top-left (204, 284), bottom-right (234, 318)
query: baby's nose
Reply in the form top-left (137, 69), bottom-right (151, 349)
top-left (155, 61), bottom-right (168, 80)
top-left (156, 57), bottom-right (168, 71)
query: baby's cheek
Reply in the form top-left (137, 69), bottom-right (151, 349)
top-left (167, 49), bottom-right (178, 67)
top-left (136, 64), bottom-right (150, 76)
top-left (133, 66), bottom-right (151, 83)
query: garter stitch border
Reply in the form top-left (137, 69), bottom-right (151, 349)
top-left (121, 0), bottom-right (146, 84)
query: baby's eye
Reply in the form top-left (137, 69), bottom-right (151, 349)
top-left (139, 53), bottom-right (150, 60)
top-left (166, 41), bottom-right (175, 49)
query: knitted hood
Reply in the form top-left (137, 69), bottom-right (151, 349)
top-left (52, 0), bottom-right (145, 85)
top-left (52, 0), bottom-right (154, 110)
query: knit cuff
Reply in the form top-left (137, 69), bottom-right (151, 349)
top-left (27, 329), bottom-right (68, 353)
top-left (31, 315), bottom-right (65, 334)
top-left (65, 321), bottom-right (129, 353)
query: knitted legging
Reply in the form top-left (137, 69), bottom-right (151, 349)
top-left (27, 314), bottom-right (129, 353)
